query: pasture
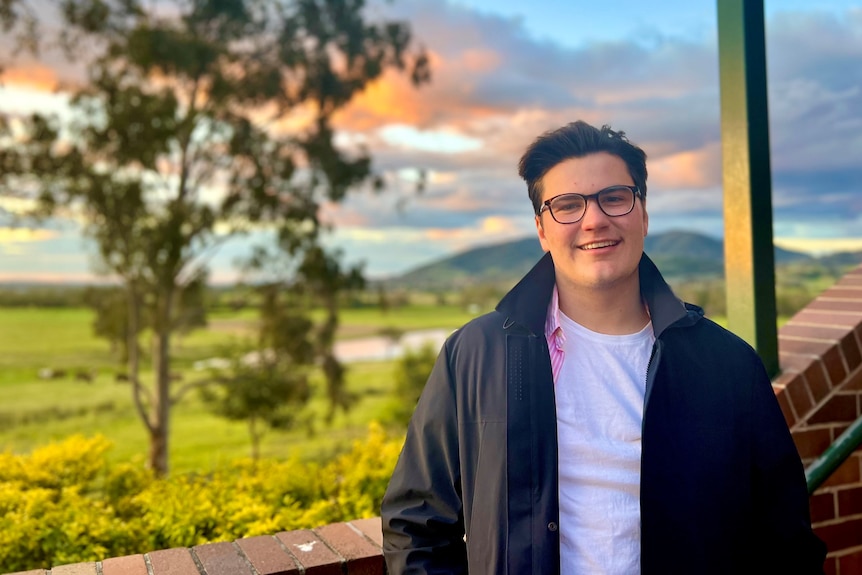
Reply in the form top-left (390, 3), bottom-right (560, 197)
top-left (0, 303), bottom-right (479, 473)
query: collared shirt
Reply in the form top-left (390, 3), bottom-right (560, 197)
top-left (544, 284), bottom-right (565, 382)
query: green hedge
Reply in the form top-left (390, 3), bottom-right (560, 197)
top-left (0, 424), bottom-right (403, 572)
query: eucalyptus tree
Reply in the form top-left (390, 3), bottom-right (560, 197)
top-left (0, 0), bottom-right (428, 475)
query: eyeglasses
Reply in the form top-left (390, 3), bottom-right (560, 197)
top-left (538, 185), bottom-right (642, 224)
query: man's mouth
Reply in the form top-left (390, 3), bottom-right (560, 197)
top-left (579, 240), bottom-right (619, 250)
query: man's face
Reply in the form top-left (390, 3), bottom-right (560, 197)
top-left (535, 152), bottom-right (648, 294)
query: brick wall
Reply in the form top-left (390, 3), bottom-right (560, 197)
top-left (775, 266), bottom-right (862, 575)
top-left (6, 518), bottom-right (386, 575)
top-left (9, 266), bottom-right (862, 575)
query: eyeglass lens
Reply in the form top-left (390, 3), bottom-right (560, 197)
top-left (549, 187), bottom-right (635, 223)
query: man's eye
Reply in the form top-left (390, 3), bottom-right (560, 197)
top-left (554, 198), bottom-right (583, 212)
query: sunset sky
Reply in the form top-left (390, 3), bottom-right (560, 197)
top-left (1, 0), bottom-right (861, 282)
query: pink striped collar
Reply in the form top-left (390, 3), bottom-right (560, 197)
top-left (544, 285), bottom-right (565, 383)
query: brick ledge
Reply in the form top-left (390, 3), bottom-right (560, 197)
top-left (5, 517), bottom-right (385, 575)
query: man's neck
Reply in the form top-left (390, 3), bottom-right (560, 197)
top-left (557, 279), bottom-right (650, 336)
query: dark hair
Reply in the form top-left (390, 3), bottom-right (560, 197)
top-left (518, 121), bottom-right (648, 214)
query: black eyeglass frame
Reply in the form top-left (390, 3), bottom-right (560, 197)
top-left (537, 185), bottom-right (642, 224)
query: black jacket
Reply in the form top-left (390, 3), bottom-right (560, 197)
top-left (381, 252), bottom-right (825, 574)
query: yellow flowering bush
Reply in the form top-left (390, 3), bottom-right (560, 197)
top-left (0, 425), bottom-right (404, 572)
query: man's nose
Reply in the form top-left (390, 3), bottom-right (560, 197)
top-left (579, 197), bottom-right (609, 228)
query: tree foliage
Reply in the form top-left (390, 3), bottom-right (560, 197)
top-left (0, 0), bottom-right (428, 475)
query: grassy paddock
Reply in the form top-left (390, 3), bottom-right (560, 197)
top-left (0, 304), bottom-right (480, 473)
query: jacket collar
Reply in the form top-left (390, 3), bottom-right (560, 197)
top-left (495, 251), bottom-right (691, 338)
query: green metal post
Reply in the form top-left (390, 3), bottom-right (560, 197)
top-left (806, 415), bottom-right (862, 494)
top-left (717, 0), bottom-right (779, 377)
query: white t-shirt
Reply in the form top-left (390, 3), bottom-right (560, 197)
top-left (555, 313), bottom-right (654, 574)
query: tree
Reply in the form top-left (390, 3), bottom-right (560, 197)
top-left (201, 285), bottom-right (314, 461)
top-left (385, 341), bottom-right (437, 427)
top-left (0, 0), bottom-right (428, 475)
top-left (201, 247), bottom-right (364, 459)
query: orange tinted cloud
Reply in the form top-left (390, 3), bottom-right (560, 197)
top-left (649, 142), bottom-right (721, 190)
top-left (461, 49), bottom-right (501, 73)
top-left (1, 64), bottom-right (60, 92)
top-left (423, 217), bottom-right (533, 249)
top-left (334, 48), bottom-right (510, 133)
top-left (337, 69), bottom-right (433, 130)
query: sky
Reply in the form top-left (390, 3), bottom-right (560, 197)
top-left (1, 0), bottom-right (862, 282)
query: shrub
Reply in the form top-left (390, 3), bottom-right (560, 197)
top-left (0, 425), bottom-right (404, 572)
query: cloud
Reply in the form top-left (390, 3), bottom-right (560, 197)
top-left (649, 143), bottom-right (722, 191)
top-left (0, 64), bottom-right (60, 92)
top-left (3, 1), bottom-right (862, 280)
top-left (0, 227), bottom-right (60, 244)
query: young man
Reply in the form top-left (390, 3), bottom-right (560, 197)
top-left (381, 121), bottom-right (826, 574)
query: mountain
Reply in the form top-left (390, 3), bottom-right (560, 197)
top-left (643, 230), bottom-right (813, 278)
top-left (388, 230), bottom-right (831, 290)
top-left (389, 237), bottom-right (544, 290)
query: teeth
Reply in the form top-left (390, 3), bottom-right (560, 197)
top-left (581, 241), bottom-right (617, 250)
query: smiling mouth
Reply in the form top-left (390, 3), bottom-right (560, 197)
top-left (579, 240), bottom-right (620, 250)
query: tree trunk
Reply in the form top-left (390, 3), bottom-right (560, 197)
top-left (126, 282), bottom-right (159, 469)
top-left (149, 284), bottom-right (175, 476)
top-left (148, 423), bottom-right (168, 476)
top-left (249, 417), bottom-right (260, 462)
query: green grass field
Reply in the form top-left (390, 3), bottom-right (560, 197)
top-left (0, 304), bottom-right (480, 474)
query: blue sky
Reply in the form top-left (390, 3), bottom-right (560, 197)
top-left (1, 0), bottom-right (862, 282)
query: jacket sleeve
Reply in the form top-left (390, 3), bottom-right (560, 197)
top-left (749, 355), bottom-right (827, 573)
top-left (381, 341), bottom-right (468, 575)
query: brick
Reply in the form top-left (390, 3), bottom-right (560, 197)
top-left (804, 362), bottom-right (832, 403)
top-left (276, 530), bottom-right (342, 575)
top-left (785, 372), bottom-right (815, 420)
top-left (793, 428), bottom-right (833, 460)
top-left (780, 324), bottom-right (847, 341)
top-left (790, 309), bottom-right (862, 328)
top-left (809, 492), bottom-right (836, 524)
top-left (775, 388), bottom-right (797, 427)
top-left (147, 547), bottom-right (201, 575)
top-left (349, 517), bottom-right (383, 548)
top-left (193, 541), bottom-right (254, 575)
top-left (50, 564), bottom-right (97, 575)
top-left (838, 548), bottom-right (862, 574)
top-left (236, 535), bottom-right (299, 575)
top-left (840, 332), bottom-right (862, 373)
top-left (316, 522), bottom-right (383, 575)
top-left (808, 395), bottom-right (859, 425)
top-left (820, 289), bottom-right (862, 301)
top-left (822, 455), bottom-right (862, 489)
top-left (779, 336), bottom-right (835, 357)
top-left (823, 347), bottom-right (849, 387)
top-left (808, 299), bottom-right (862, 313)
top-left (846, 369), bottom-right (862, 391)
top-left (102, 555), bottom-right (148, 575)
top-left (837, 486), bottom-right (862, 517)
top-left (814, 517), bottom-right (862, 551)
top-left (840, 268), bottom-right (862, 279)
top-left (780, 352), bottom-right (818, 374)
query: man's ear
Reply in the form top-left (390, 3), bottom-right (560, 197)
top-left (642, 201), bottom-right (649, 237)
top-left (535, 214), bottom-right (550, 252)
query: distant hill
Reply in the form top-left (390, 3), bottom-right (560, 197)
top-left (389, 237), bottom-right (544, 290)
top-left (387, 230), bottom-right (856, 290)
top-left (643, 230), bottom-right (813, 278)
